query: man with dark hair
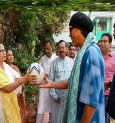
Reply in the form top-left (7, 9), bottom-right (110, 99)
top-left (49, 40), bottom-right (73, 123)
top-left (57, 40), bottom-right (71, 57)
top-left (100, 33), bottom-right (115, 123)
top-left (39, 12), bottom-right (105, 123)
top-left (56, 40), bottom-right (66, 46)
top-left (36, 38), bottom-right (57, 123)
top-left (101, 33), bottom-right (112, 43)
top-left (42, 38), bottom-right (53, 58)
top-left (57, 40), bottom-right (70, 56)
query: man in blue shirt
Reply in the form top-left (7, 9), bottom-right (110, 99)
top-left (77, 43), bottom-right (105, 123)
top-left (39, 12), bottom-right (105, 123)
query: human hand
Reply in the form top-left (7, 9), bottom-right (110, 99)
top-left (29, 71), bottom-right (38, 84)
top-left (37, 76), bottom-right (53, 88)
top-left (54, 98), bottom-right (61, 104)
top-left (20, 72), bottom-right (30, 84)
top-left (104, 81), bottom-right (111, 90)
top-left (16, 72), bottom-right (30, 85)
top-left (22, 71), bottom-right (38, 84)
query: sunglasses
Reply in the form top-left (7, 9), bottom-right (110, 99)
top-left (0, 49), bottom-right (6, 53)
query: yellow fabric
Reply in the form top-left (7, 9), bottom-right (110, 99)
top-left (113, 120), bottom-right (115, 123)
top-left (0, 68), bottom-right (21, 123)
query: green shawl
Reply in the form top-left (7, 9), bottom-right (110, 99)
top-left (63, 32), bottom-right (95, 123)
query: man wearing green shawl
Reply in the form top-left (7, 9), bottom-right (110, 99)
top-left (39, 12), bottom-right (105, 123)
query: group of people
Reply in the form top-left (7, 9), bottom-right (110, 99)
top-left (0, 12), bottom-right (115, 123)
top-left (38, 12), bottom-right (115, 123)
top-left (36, 39), bottom-right (77, 123)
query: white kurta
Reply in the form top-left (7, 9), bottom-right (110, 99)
top-left (39, 54), bottom-right (57, 75)
top-left (37, 54), bottom-right (57, 114)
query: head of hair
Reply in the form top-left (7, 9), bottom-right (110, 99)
top-left (0, 43), bottom-right (4, 46)
top-left (101, 33), bottom-right (112, 43)
top-left (69, 12), bottom-right (93, 37)
top-left (6, 49), bottom-right (12, 54)
top-left (69, 42), bottom-right (74, 49)
top-left (42, 38), bottom-right (51, 47)
top-left (57, 40), bottom-right (67, 47)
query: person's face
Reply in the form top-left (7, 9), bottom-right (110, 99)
top-left (69, 46), bottom-right (77, 59)
top-left (6, 50), bottom-right (14, 64)
top-left (0, 44), bottom-right (6, 63)
top-left (69, 27), bottom-right (84, 48)
top-left (100, 36), bottom-right (111, 54)
top-left (58, 42), bottom-right (67, 58)
top-left (43, 43), bottom-right (52, 57)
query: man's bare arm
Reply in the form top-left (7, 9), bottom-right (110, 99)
top-left (81, 105), bottom-right (96, 123)
top-left (39, 77), bottom-right (68, 89)
top-left (51, 80), bottom-right (68, 89)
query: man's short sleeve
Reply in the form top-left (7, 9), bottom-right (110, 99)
top-left (79, 57), bottom-right (102, 107)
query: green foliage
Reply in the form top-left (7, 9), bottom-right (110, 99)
top-left (2, 10), bottom-right (68, 73)
top-left (25, 83), bottom-right (39, 106)
top-left (13, 10), bottom-right (69, 56)
top-left (11, 10), bottom-right (69, 106)
top-left (12, 47), bottom-right (40, 107)
top-left (12, 48), bottom-right (41, 74)
top-left (14, 11), bottom-right (40, 51)
top-left (0, 0), bottom-right (115, 11)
